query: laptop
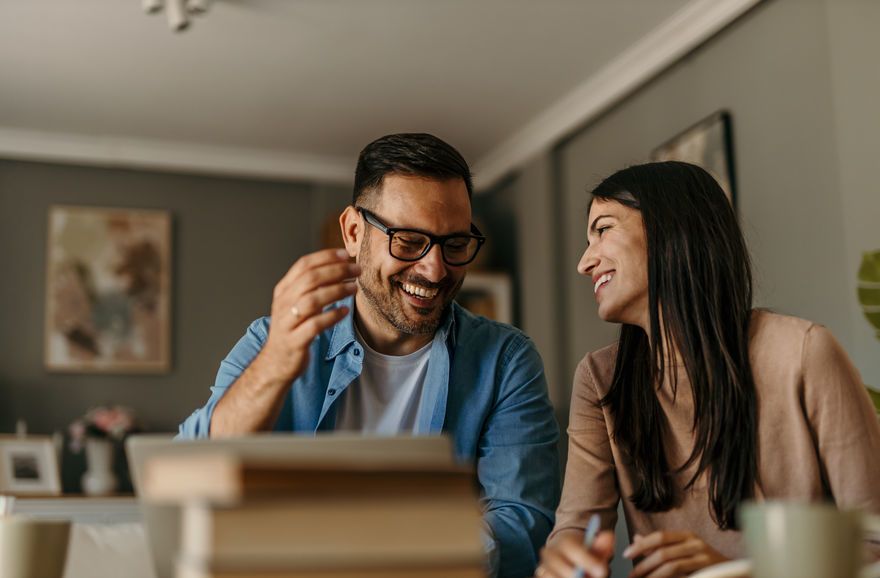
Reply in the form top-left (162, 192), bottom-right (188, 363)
top-left (126, 433), bottom-right (457, 578)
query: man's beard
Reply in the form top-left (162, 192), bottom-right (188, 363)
top-left (357, 234), bottom-right (463, 336)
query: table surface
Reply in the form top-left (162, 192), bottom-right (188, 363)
top-left (64, 522), bottom-right (155, 578)
top-left (1, 495), bottom-right (154, 578)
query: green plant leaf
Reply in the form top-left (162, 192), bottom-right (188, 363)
top-left (868, 387), bottom-right (880, 414)
top-left (857, 250), bottom-right (880, 340)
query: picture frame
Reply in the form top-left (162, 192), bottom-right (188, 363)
top-left (44, 205), bottom-right (172, 373)
top-left (456, 272), bottom-right (514, 324)
top-left (651, 110), bottom-right (737, 207)
top-left (0, 436), bottom-right (62, 495)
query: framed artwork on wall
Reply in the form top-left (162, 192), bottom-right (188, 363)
top-left (651, 110), bottom-right (737, 207)
top-left (44, 205), bottom-right (171, 373)
top-left (456, 272), bottom-right (513, 325)
top-left (0, 436), bottom-right (62, 495)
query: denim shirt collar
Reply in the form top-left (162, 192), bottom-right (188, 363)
top-left (325, 296), bottom-right (358, 360)
top-left (324, 295), bottom-right (457, 360)
top-left (320, 295), bottom-right (457, 434)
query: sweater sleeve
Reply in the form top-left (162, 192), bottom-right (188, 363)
top-left (548, 353), bottom-right (620, 543)
top-left (801, 324), bottom-right (880, 513)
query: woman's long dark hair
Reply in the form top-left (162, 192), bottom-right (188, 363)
top-left (593, 161), bottom-right (757, 530)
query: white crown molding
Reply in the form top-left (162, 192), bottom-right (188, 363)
top-left (0, 127), bottom-right (354, 185)
top-left (472, 0), bottom-right (763, 192)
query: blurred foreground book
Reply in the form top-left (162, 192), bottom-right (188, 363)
top-left (142, 440), bottom-right (486, 578)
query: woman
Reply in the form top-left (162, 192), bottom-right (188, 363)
top-left (536, 161), bottom-right (880, 578)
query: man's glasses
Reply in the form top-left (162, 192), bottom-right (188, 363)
top-left (357, 208), bottom-right (485, 266)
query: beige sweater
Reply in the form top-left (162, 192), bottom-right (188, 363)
top-left (549, 311), bottom-right (880, 559)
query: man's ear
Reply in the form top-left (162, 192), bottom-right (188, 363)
top-left (339, 206), bottom-right (361, 258)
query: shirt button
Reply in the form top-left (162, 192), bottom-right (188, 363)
top-left (353, 348), bottom-right (361, 357)
top-left (327, 389), bottom-right (337, 396)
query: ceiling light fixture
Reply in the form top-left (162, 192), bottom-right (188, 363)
top-left (141, 0), bottom-right (211, 33)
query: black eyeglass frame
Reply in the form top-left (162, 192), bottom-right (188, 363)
top-left (357, 207), bottom-right (486, 266)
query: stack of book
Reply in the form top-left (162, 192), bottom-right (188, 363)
top-left (141, 446), bottom-right (486, 578)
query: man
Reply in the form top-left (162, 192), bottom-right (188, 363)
top-left (179, 133), bottom-right (560, 577)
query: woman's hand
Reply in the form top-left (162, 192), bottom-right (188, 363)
top-left (535, 530), bottom-right (615, 578)
top-left (625, 531), bottom-right (728, 578)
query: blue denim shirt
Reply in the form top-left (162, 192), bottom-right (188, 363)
top-left (179, 296), bottom-right (560, 578)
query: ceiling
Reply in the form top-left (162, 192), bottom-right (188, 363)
top-left (0, 0), bottom-right (757, 189)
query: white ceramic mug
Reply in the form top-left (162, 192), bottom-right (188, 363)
top-left (741, 501), bottom-right (880, 578)
top-left (0, 516), bottom-right (70, 578)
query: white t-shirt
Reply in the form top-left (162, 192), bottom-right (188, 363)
top-left (335, 327), bottom-right (431, 435)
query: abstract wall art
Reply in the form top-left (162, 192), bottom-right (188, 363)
top-left (45, 206), bottom-right (171, 373)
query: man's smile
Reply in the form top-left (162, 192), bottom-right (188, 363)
top-left (400, 282), bottom-right (439, 300)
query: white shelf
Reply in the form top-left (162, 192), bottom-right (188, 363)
top-left (1, 495), bottom-right (142, 524)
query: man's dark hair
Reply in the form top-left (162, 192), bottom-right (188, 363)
top-left (352, 133), bottom-right (473, 207)
top-left (592, 161), bottom-right (757, 531)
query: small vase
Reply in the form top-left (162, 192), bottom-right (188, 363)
top-left (81, 438), bottom-right (118, 496)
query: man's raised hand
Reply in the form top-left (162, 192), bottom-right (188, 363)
top-left (258, 248), bottom-right (359, 385)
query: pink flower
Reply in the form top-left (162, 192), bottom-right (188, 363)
top-left (69, 406), bottom-right (138, 452)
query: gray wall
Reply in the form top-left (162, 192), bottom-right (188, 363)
top-left (558, 0), bottom-right (853, 383)
top-left (478, 156), bottom-right (569, 423)
top-left (0, 160), bottom-right (350, 434)
top-left (497, 0), bottom-right (877, 573)
top-left (503, 0), bottom-right (878, 409)
top-left (826, 0), bottom-right (880, 387)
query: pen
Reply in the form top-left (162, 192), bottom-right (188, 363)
top-left (573, 513), bottom-right (601, 578)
